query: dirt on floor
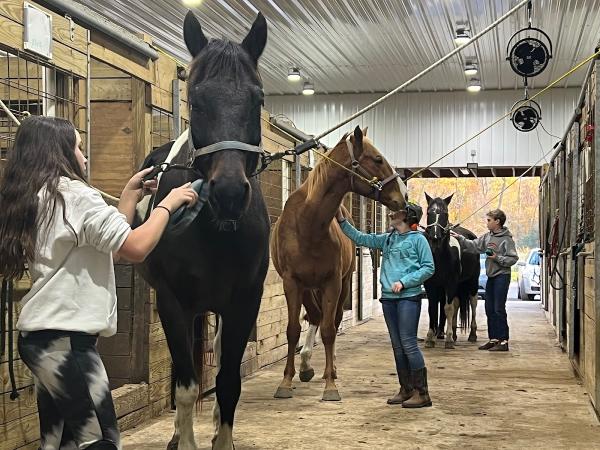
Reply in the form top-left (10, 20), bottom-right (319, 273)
top-left (122, 300), bottom-right (600, 450)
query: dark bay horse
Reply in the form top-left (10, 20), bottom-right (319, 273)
top-left (271, 128), bottom-right (407, 401)
top-left (423, 193), bottom-right (479, 349)
top-left (135, 11), bottom-right (269, 450)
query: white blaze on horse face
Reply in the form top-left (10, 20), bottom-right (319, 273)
top-left (174, 382), bottom-right (199, 450)
top-left (397, 177), bottom-right (408, 201)
top-left (300, 324), bottom-right (318, 372)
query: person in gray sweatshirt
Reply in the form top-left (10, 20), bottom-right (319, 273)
top-left (451, 209), bottom-right (518, 352)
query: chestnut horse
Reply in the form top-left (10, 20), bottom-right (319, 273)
top-left (271, 127), bottom-right (406, 401)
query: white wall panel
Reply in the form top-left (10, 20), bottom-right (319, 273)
top-left (266, 88), bottom-right (579, 169)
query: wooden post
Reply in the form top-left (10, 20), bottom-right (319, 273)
top-left (593, 59), bottom-right (600, 410)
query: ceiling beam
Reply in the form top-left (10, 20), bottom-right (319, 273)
top-left (450, 168), bottom-right (460, 178)
top-left (430, 168), bottom-right (441, 178)
top-left (491, 167), bottom-right (497, 177)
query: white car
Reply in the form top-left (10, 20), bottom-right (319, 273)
top-left (517, 248), bottom-right (542, 301)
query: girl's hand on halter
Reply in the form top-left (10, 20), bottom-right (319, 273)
top-left (449, 230), bottom-right (459, 238)
top-left (392, 281), bottom-right (404, 293)
top-left (123, 167), bottom-right (159, 202)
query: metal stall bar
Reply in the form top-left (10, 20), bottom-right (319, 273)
top-left (593, 58), bottom-right (600, 410)
top-left (569, 122), bottom-right (581, 359)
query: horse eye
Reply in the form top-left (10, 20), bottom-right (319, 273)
top-left (374, 156), bottom-right (383, 164)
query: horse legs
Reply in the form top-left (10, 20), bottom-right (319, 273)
top-left (331, 275), bottom-right (350, 380)
top-left (444, 298), bottom-right (456, 349)
top-left (157, 289), bottom-right (198, 450)
top-left (425, 293), bottom-right (437, 348)
top-left (468, 294), bottom-right (478, 342)
top-left (320, 280), bottom-right (343, 401)
top-left (212, 296), bottom-right (261, 450)
top-left (299, 323), bottom-right (318, 382)
top-left (437, 302), bottom-right (446, 340)
top-left (274, 278), bottom-right (302, 398)
top-left (452, 297), bottom-right (460, 342)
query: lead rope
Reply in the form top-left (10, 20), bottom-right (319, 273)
top-left (1, 279), bottom-right (19, 400)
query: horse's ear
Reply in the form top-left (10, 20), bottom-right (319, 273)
top-left (443, 193), bottom-right (454, 205)
top-left (184, 11), bottom-right (208, 57)
top-left (242, 12), bottom-right (267, 63)
top-left (425, 192), bottom-right (433, 204)
top-left (362, 127), bottom-right (368, 136)
top-left (351, 125), bottom-right (364, 156)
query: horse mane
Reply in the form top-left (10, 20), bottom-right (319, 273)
top-left (305, 132), bottom-right (353, 199)
top-left (188, 39), bottom-right (261, 84)
top-left (306, 148), bottom-right (334, 199)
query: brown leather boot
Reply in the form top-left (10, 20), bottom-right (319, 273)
top-left (387, 369), bottom-right (414, 404)
top-left (402, 367), bottom-right (432, 408)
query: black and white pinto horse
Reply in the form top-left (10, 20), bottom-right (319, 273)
top-left (135, 12), bottom-right (269, 450)
top-left (423, 193), bottom-right (480, 349)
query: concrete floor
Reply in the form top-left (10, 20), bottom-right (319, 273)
top-left (122, 300), bottom-right (600, 450)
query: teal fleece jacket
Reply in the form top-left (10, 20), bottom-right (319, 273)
top-left (339, 220), bottom-right (435, 299)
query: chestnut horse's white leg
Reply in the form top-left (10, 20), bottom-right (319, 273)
top-left (299, 324), bottom-right (318, 382)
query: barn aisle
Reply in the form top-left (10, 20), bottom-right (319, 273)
top-left (122, 300), bottom-right (599, 449)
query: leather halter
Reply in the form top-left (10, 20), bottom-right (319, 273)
top-left (186, 104), bottom-right (263, 167)
top-left (426, 211), bottom-right (450, 239)
top-left (345, 136), bottom-right (405, 201)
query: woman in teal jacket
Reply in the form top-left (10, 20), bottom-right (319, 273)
top-left (336, 203), bottom-right (434, 408)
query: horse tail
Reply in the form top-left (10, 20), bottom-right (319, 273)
top-left (458, 291), bottom-right (470, 331)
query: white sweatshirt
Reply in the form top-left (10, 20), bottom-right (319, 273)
top-left (17, 178), bottom-right (131, 337)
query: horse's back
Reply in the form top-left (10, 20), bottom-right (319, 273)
top-left (454, 226), bottom-right (480, 282)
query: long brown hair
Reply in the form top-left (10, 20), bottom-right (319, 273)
top-left (0, 116), bottom-right (87, 280)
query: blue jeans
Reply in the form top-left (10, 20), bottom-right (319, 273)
top-left (485, 273), bottom-right (511, 340)
top-left (381, 297), bottom-right (425, 378)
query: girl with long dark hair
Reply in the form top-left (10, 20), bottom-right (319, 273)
top-left (0, 116), bottom-right (197, 449)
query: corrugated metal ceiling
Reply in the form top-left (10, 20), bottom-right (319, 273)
top-left (79, 0), bottom-right (600, 95)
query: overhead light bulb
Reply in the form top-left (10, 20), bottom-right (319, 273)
top-left (302, 82), bottom-right (314, 95)
top-left (454, 28), bottom-right (470, 46)
top-left (466, 78), bottom-right (481, 92)
top-left (182, 0), bottom-right (203, 7)
top-left (464, 62), bottom-right (478, 76)
top-left (287, 67), bottom-right (301, 82)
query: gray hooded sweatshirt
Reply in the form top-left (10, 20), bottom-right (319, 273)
top-left (456, 227), bottom-right (519, 277)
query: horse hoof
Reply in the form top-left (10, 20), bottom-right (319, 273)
top-left (322, 389), bottom-right (341, 401)
top-left (436, 333), bottom-right (445, 340)
top-left (453, 335), bottom-right (458, 342)
top-left (468, 333), bottom-right (477, 343)
top-left (166, 438), bottom-right (179, 450)
top-left (425, 340), bottom-right (435, 348)
top-left (274, 387), bottom-right (294, 398)
top-left (299, 368), bottom-right (315, 382)
top-left (445, 341), bottom-right (455, 349)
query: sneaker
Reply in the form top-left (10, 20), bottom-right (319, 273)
top-left (489, 340), bottom-right (509, 352)
top-left (478, 340), bottom-right (498, 350)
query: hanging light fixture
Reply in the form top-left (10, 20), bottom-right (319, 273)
top-left (464, 62), bottom-right (478, 76)
top-left (466, 78), bottom-right (481, 92)
top-left (302, 82), bottom-right (315, 95)
top-left (182, 0), bottom-right (204, 7)
top-left (287, 67), bottom-right (301, 82)
top-left (454, 27), bottom-right (471, 45)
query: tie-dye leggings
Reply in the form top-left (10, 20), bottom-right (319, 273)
top-left (18, 330), bottom-right (120, 450)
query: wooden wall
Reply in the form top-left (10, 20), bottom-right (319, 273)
top-left (541, 62), bottom-right (599, 413)
top-left (0, 2), bottom-right (386, 445)
top-left (0, 278), bottom-right (40, 450)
